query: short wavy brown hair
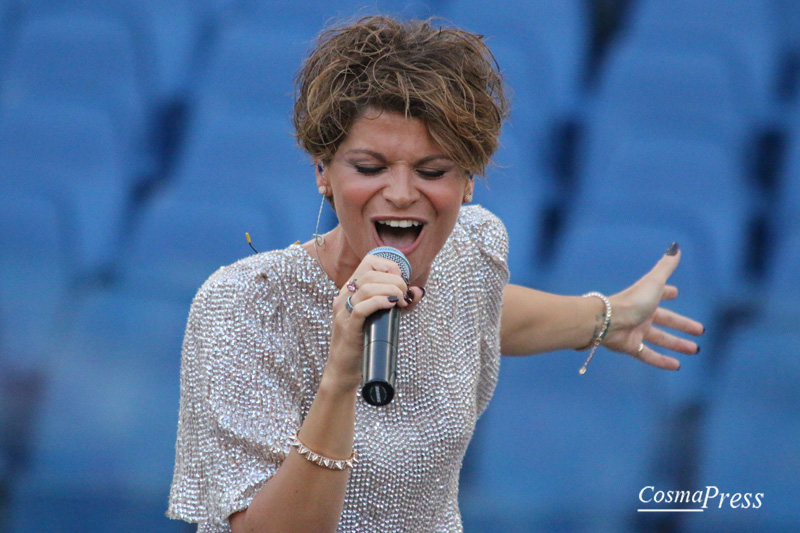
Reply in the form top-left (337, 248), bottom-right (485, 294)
top-left (294, 15), bottom-right (508, 175)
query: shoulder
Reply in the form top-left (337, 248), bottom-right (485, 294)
top-left (190, 245), bottom-right (311, 318)
top-left (457, 204), bottom-right (505, 232)
top-left (199, 245), bottom-right (306, 295)
top-left (182, 245), bottom-right (317, 384)
top-left (452, 205), bottom-right (508, 263)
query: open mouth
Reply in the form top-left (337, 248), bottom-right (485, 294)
top-left (375, 219), bottom-right (424, 250)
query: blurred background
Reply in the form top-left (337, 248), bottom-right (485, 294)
top-left (0, 0), bottom-right (798, 531)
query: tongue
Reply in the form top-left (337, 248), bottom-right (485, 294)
top-left (377, 224), bottom-right (419, 249)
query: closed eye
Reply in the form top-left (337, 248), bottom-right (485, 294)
top-left (417, 169), bottom-right (446, 179)
top-left (355, 165), bottom-right (386, 176)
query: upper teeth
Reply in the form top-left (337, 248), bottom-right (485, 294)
top-left (378, 220), bottom-right (421, 228)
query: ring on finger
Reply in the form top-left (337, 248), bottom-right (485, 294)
top-left (345, 295), bottom-right (355, 314)
top-left (634, 342), bottom-right (645, 359)
top-left (346, 279), bottom-right (358, 293)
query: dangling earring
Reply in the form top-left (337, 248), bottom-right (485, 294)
top-left (313, 185), bottom-right (328, 247)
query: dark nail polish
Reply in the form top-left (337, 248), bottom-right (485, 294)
top-left (403, 295), bottom-right (412, 304)
top-left (388, 296), bottom-right (399, 303)
top-left (695, 346), bottom-right (701, 355)
top-left (406, 289), bottom-right (414, 302)
top-left (420, 287), bottom-right (426, 299)
top-left (666, 242), bottom-right (679, 256)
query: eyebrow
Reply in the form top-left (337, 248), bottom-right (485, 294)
top-left (343, 149), bottom-right (453, 166)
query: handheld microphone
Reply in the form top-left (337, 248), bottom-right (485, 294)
top-left (362, 246), bottom-right (411, 406)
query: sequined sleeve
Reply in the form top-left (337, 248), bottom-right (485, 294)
top-left (167, 256), bottom-right (308, 531)
top-left (458, 205), bottom-right (510, 415)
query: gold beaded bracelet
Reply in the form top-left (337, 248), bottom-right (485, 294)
top-left (578, 292), bottom-right (612, 375)
top-left (289, 432), bottom-right (358, 471)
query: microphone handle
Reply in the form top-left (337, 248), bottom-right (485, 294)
top-left (362, 306), bottom-right (400, 406)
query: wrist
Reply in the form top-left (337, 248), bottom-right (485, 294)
top-left (604, 292), bottom-right (634, 340)
top-left (319, 366), bottom-right (361, 398)
top-left (576, 292), bottom-right (612, 350)
top-left (577, 292), bottom-right (612, 375)
top-left (298, 377), bottom-right (358, 461)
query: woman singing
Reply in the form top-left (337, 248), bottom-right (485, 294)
top-left (168, 15), bottom-right (703, 532)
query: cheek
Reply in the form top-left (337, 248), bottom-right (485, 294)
top-left (424, 187), bottom-right (466, 248)
top-left (428, 184), bottom-right (467, 214)
top-left (333, 181), bottom-right (374, 215)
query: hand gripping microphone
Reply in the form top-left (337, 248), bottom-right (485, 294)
top-left (362, 246), bottom-right (411, 406)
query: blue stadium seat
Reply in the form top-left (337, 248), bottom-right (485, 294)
top-left (229, 0), bottom-right (443, 29)
top-left (169, 113), bottom-right (319, 238)
top-left (463, 352), bottom-right (660, 532)
top-left (186, 22), bottom-right (315, 125)
top-left (482, 38), bottom-right (558, 154)
top-left (765, 230), bottom-right (800, 300)
top-left (175, 17), bottom-right (322, 220)
top-left (623, 0), bottom-right (782, 123)
top-left (0, 192), bottom-right (70, 494)
top-left (555, 200), bottom-right (724, 301)
top-left (443, 0), bottom-right (589, 115)
top-left (772, 0), bottom-right (800, 51)
top-left (473, 122), bottom-right (554, 285)
top-left (578, 136), bottom-right (751, 209)
top-left (0, 1), bottom-right (12, 24)
top-left (576, 136), bottom-right (757, 294)
top-left (0, 2), bottom-right (18, 72)
top-left (0, 355), bottom-right (45, 517)
top-left (772, 0), bottom-right (800, 98)
top-left (1, 10), bottom-right (151, 174)
top-left (0, 103), bottom-right (130, 277)
top-left (108, 0), bottom-right (208, 102)
top-left (775, 110), bottom-right (800, 234)
top-left (7, 289), bottom-right (189, 532)
top-left (0, 192), bottom-right (71, 362)
top-left (8, 0), bottom-right (224, 112)
top-left (765, 104), bottom-right (800, 288)
top-left (687, 302), bottom-right (800, 531)
top-left (121, 189), bottom-right (295, 302)
top-left (582, 43), bottom-right (751, 176)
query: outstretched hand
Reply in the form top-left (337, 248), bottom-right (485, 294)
top-left (602, 244), bottom-right (705, 371)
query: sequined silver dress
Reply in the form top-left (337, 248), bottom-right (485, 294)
top-left (168, 205), bottom-right (509, 532)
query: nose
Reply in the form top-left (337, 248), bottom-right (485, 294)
top-left (383, 167), bottom-right (419, 207)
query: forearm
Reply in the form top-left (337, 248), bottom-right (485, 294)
top-left (500, 284), bottom-right (606, 356)
top-left (230, 373), bottom-right (357, 533)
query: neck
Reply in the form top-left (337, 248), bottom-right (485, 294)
top-left (302, 226), bottom-right (361, 289)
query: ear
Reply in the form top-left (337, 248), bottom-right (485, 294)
top-left (314, 159), bottom-right (328, 190)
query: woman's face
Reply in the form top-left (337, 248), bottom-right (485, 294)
top-left (318, 108), bottom-right (473, 286)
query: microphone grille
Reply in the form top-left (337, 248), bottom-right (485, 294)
top-left (368, 246), bottom-right (412, 282)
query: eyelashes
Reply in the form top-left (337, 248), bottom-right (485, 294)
top-left (354, 165), bottom-right (447, 179)
top-left (418, 169), bottom-right (446, 179)
top-left (354, 165), bottom-right (383, 175)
